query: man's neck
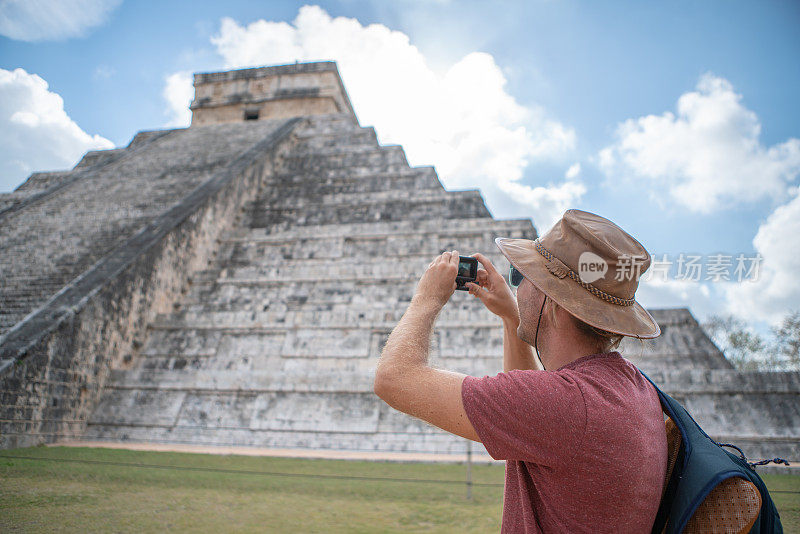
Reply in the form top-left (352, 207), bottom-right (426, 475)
top-left (541, 335), bottom-right (605, 370)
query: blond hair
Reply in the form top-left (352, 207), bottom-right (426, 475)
top-left (546, 299), bottom-right (624, 353)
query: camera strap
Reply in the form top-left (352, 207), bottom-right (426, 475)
top-left (534, 295), bottom-right (547, 370)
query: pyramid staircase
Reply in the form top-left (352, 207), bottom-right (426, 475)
top-left (84, 114), bottom-right (535, 455)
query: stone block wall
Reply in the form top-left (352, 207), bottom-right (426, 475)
top-left (0, 116), bottom-right (305, 448)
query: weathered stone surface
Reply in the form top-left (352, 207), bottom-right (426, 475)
top-left (1, 62), bottom-right (797, 463)
top-left (0, 114), bottom-right (301, 448)
top-left (0, 121), bottom-right (287, 335)
top-left (77, 112), bottom-right (536, 456)
top-left (623, 308), bottom-right (733, 371)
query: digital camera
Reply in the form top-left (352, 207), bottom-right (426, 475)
top-left (455, 256), bottom-right (478, 291)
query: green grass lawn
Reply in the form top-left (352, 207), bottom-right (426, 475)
top-left (0, 446), bottom-right (797, 533)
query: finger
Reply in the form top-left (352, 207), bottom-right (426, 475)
top-left (472, 253), bottom-right (499, 276)
top-left (466, 283), bottom-right (476, 297)
top-left (440, 251), bottom-right (451, 264)
top-left (466, 282), bottom-right (482, 297)
top-left (476, 270), bottom-right (489, 285)
top-left (449, 250), bottom-right (459, 268)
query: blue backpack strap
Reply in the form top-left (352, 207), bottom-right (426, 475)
top-left (640, 371), bottom-right (768, 534)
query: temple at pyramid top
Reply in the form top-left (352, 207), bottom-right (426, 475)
top-left (190, 61), bottom-right (357, 126)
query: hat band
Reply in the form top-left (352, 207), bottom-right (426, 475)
top-left (534, 240), bottom-right (635, 307)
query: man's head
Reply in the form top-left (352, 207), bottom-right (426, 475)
top-left (516, 276), bottom-right (624, 368)
top-left (497, 210), bottom-right (659, 367)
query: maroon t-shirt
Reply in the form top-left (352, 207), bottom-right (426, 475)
top-left (461, 352), bottom-right (667, 533)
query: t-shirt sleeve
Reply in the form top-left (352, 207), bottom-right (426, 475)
top-left (461, 369), bottom-right (587, 465)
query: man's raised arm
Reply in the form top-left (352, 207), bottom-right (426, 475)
top-left (466, 253), bottom-right (541, 372)
top-left (373, 250), bottom-right (480, 442)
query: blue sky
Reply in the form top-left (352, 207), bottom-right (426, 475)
top-left (1, 0), bottom-right (799, 331)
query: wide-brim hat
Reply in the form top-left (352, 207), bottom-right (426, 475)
top-left (495, 209), bottom-right (660, 339)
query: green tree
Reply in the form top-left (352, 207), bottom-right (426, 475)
top-left (702, 314), bottom-right (769, 370)
top-left (702, 311), bottom-right (800, 371)
top-left (771, 310), bottom-right (800, 370)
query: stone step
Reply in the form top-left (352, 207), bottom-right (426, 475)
top-left (226, 217), bottom-right (535, 241)
top-left (126, 129), bottom-right (173, 149)
top-left (148, 298), bottom-right (499, 331)
top-left (269, 164), bottom-right (439, 183)
top-left (292, 127), bottom-right (378, 151)
top-left (257, 172), bottom-right (443, 199)
top-left (276, 146), bottom-right (408, 173)
top-left (83, 422), bottom-right (479, 455)
top-left (74, 148), bottom-right (127, 170)
top-left (138, 322), bottom-right (503, 361)
top-left (13, 171), bottom-right (75, 193)
top-left (219, 250), bottom-right (509, 281)
top-left (0, 283), bottom-right (65, 297)
top-left (89, 389), bottom-right (380, 431)
top-left (249, 186), bottom-right (477, 211)
top-left (274, 162), bottom-right (435, 180)
top-left (287, 142), bottom-right (389, 158)
top-left (221, 233), bottom-right (511, 267)
top-left (293, 114), bottom-right (362, 136)
top-left (248, 190), bottom-right (491, 229)
top-left (133, 351), bottom-right (497, 379)
top-left (103, 367), bottom-right (480, 396)
top-left (224, 221), bottom-right (531, 251)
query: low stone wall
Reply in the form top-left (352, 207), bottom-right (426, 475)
top-left (0, 118), bottom-right (302, 449)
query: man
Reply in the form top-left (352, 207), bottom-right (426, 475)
top-left (373, 209), bottom-right (668, 533)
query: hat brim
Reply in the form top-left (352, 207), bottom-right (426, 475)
top-left (495, 237), bottom-right (661, 339)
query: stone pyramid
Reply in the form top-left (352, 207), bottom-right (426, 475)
top-left (1, 62), bottom-right (797, 461)
top-left (82, 111), bottom-right (540, 454)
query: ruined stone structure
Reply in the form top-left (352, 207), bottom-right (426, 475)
top-left (1, 62), bottom-right (798, 462)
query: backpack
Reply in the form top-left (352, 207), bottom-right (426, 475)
top-left (642, 373), bottom-right (785, 533)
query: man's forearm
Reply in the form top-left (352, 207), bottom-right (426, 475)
top-left (503, 316), bottom-right (541, 372)
top-left (376, 296), bottom-right (441, 377)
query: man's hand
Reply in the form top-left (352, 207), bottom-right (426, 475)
top-left (413, 250), bottom-right (460, 309)
top-left (466, 253), bottom-right (520, 324)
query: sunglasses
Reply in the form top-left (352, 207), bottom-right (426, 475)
top-left (508, 265), bottom-right (524, 288)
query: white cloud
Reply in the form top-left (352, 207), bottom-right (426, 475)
top-left (0, 0), bottom-right (121, 42)
top-left (724, 189), bottom-right (800, 325)
top-left (637, 277), bottom-right (715, 315)
top-left (92, 65), bottom-right (115, 81)
top-left (185, 5), bottom-right (580, 229)
top-left (0, 68), bottom-right (113, 192)
top-left (163, 71), bottom-right (193, 128)
top-left (496, 177), bottom-right (586, 231)
top-left (565, 162), bottom-right (581, 179)
top-left (599, 73), bottom-right (800, 213)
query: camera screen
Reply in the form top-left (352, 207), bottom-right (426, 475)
top-left (455, 256), bottom-right (477, 291)
top-left (458, 259), bottom-right (476, 278)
